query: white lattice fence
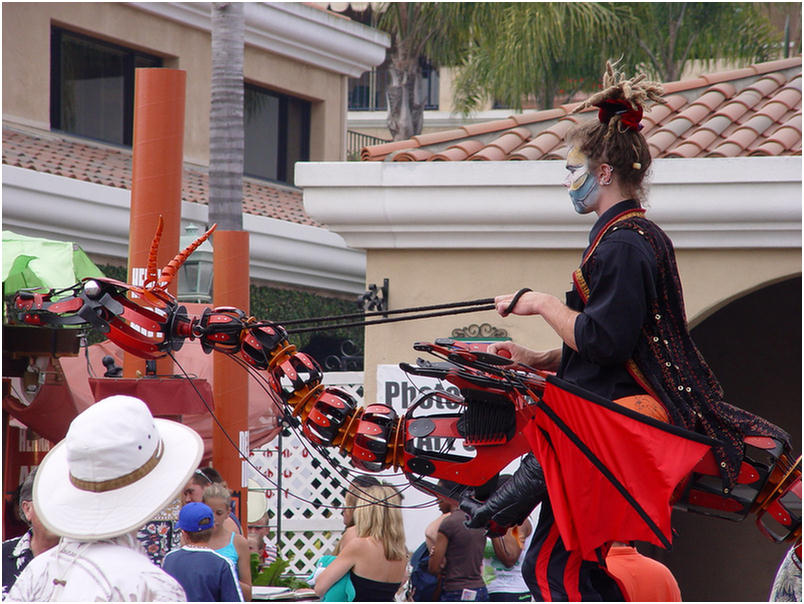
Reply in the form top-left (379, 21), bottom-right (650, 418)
top-left (248, 371), bottom-right (364, 577)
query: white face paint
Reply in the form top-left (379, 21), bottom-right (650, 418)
top-left (564, 146), bottom-right (600, 214)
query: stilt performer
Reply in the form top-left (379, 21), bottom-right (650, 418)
top-left (10, 61), bottom-right (799, 602)
top-left (462, 60), bottom-right (797, 600)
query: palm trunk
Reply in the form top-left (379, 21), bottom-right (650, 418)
top-left (209, 2), bottom-right (244, 231)
top-left (386, 51), bottom-right (423, 141)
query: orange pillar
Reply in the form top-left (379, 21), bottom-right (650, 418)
top-left (124, 68), bottom-right (186, 378)
top-left (212, 230), bottom-right (250, 528)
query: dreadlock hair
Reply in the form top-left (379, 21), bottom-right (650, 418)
top-left (569, 60), bottom-right (666, 204)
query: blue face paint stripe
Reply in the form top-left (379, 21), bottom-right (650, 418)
top-left (569, 174), bottom-right (599, 214)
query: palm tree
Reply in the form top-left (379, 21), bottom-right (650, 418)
top-left (450, 3), bottom-right (630, 113)
top-left (377, 3), bottom-right (626, 137)
top-left (376, 2), bottom-right (785, 133)
top-left (209, 2), bottom-right (244, 230)
top-left (377, 3), bottom-right (475, 140)
top-left (621, 3), bottom-right (781, 82)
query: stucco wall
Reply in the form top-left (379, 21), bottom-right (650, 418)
top-left (361, 247), bottom-right (800, 401)
top-left (2, 2), bottom-right (347, 164)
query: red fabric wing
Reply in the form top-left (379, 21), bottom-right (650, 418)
top-left (524, 379), bottom-right (711, 560)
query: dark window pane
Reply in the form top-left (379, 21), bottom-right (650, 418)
top-left (285, 97), bottom-right (310, 185)
top-left (60, 34), bottom-right (126, 143)
top-left (244, 84), bottom-right (310, 186)
top-left (51, 28), bottom-right (162, 145)
top-left (244, 87), bottom-right (280, 181)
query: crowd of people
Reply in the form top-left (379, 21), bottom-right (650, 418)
top-left (2, 58), bottom-right (800, 602)
top-left (0, 394), bottom-right (265, 602)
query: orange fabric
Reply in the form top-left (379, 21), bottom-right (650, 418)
top-left (614, 395), bottom-right (669, 423)
top-left (605, 546), bottom-right (681, 602)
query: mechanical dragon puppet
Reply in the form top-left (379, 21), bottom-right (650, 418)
top-left (10, 220), bottom-right (801, 558)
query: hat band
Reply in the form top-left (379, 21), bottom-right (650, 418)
top-left (69, 440), bottom-right (164, 493)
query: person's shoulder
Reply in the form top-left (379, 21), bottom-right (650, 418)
top-left (1, 535), bottom-right (22, 554)
top-left (599, 222), bottom-right (658, 264)
top-left (438, 510), bottom-right (465, 533)
top-left (341, 535), bottom-right (382, 558)
top-left (233, 531), bottom-right (249, 547)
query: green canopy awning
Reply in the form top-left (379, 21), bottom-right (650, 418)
top-left (2, 230), bottom-right (105, 299)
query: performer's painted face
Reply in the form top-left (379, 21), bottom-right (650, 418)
top-left (564, 146), bottom-right (600, 214)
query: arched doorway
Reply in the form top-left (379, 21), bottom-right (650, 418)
top-left (644, 275), bottom-right (801, 601)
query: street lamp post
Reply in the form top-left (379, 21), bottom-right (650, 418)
top-left (177, 224), bottom-right (214, 303)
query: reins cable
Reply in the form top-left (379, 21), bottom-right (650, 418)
top-left (285, 303), bottom-right (494, 334)
top-left (275, 297), bottom-right (495, 327)
top-left (170, 350), bottom-right (429, 511)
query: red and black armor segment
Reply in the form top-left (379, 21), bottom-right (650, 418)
top-left (673, 435), bottom-right (801, 536)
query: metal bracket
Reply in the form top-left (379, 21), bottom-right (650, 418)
top-left (358, 277), bottom-right (389, 315)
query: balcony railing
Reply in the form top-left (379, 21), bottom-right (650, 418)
top-left (347, 130), bottom-right (390, 159)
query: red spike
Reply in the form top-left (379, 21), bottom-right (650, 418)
top-left (142, 216), bottom-right (164, 289)
top-left (153, 224), bottom-right (217, 291)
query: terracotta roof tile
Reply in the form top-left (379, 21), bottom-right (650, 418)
top-left (412, 128), bottom-right (467, 147)
top-left (511, 108), bottom-right (567, 125)
top-left (669, 130), bottom-right (714, 158)
top-left (430, 139), bottom-right (485, 161)
top-left (511, 117), bottom-right (578, 159)
top-left (738, 113), bottom-right (775, 137)
top-left (715, 100), bottom-right (752, 122)
top-left (641, 95), bottom-right (688, 131)
top-left (750, 114), bottom-right (803, 156)
top-left (2, 126), bottom-right (318, 227)
top-left (461, 118), bottom-right (519, 136)
top-left (469, 146), bottom-right (507, 161)
top-left (470, 127), bottom-right (531, 160)
top-left (395, 148), bottom-right (435, 162)
top-left (362, 58), bottom-right (801, 163)
top-left (700, 66), bottom-right (757, 85)
top-left (663, 76), bottom-right (708, 94)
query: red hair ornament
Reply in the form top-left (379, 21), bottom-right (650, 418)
top-left (595, 98), bottom-right (643, 131)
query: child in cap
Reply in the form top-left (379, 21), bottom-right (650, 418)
top-left (162, 502), bottom-right (244, 602)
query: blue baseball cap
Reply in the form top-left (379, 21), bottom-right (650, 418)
top-left (177, 502), bottom-right (214, 532)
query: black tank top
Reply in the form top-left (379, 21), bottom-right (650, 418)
top-left (349, 570), bottom-right (401, 602)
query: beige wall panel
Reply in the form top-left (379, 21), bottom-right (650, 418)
top-left (3, 3), bottom-right (62, 129)
top-left (675, 248), bottom-right (801, 325)
top-left (4, 2), bottom-right (346, 164)
top-left (363, 248), bottom-right (579, 400)
top-left (244, 46), bottom-right (346, 161)
top-left (362, 247), bottom-right (801, 401)
top-left (3, 3), bottom-right (212, 161)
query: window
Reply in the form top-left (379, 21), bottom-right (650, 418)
top-left (244, 84), bottom-right (310, 186)
top-left (347, 57), bottom-right (439, 112)
top-left (51, 27), bottom-right (162, 145)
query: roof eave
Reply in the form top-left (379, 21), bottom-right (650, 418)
top-left (297, 157), bottom-right (802, 250)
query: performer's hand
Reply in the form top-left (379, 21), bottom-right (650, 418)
top-left (460, 496), bottom-right (491, 530)
top-left (487, 342), bottom-right (561, 371)
top-left (495, 291), bottom-right (542, 317)
top-left (487, 342), bottom-right (524, 363)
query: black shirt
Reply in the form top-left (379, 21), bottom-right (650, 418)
top-left (558, 200), bottom-right (658, 401)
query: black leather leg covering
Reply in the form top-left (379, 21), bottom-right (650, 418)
top-left (460, 453), bottom-right (547, 531)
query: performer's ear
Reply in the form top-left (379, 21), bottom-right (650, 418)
top-left (599, 163), bottom-right (613, 186)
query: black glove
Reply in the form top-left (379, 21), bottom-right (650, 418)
top-left (460, 453), bottom-right (547, 533)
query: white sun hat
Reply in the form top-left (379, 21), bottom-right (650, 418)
top-left (247, 478), bottom-right (268, 524)
top-left (34, 394), bottom-right (203, 540)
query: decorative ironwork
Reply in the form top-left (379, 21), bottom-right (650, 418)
top-left (451, 323), bottom-right (509, 339)
top-left (357, 278), bottom-right (388, 313)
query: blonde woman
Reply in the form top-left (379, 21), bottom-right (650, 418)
top-left (202, 483), bottom-right (252, 601)
top-left (334, 475), bottom-right (381, 554)
top-left (314, 484), bottom-right (408, 601)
